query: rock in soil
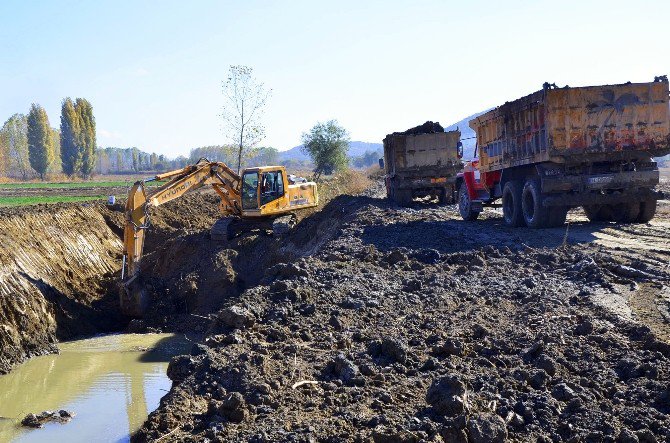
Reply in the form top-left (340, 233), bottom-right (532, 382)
top-left (21, 410), bottom-right (75, 428)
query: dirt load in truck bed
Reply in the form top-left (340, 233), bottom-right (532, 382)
top-left (132, 181), bottom-right (670, 442)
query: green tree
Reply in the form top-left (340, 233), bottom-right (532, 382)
top-left (49, 128), bottom-right (62, 174)
top-left (301, 120), bottom-right (350, 179)
top-left (352, 150), bottom-right (382, 168)
top-left (27, 104), bottom-right (54, 180)
top-left (75, 98), bottom-right (96, 178)
top-left (221, 65), bottom-right (271, 174)
top-left (0, 114), bottom-right (30, 179)
top-left (60, 98), bottom-right (80, 177)
top-left (131, 147), bottom-right (139, 172)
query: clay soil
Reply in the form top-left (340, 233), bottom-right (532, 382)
top-left (123, 181), bottom-right (670, 443)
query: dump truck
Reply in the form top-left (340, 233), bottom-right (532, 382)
top-left (121, 158), bottom-right (318, 316)
top-left (383, 121), bottom-right (463, 205)
top-left (457, 77), bottom-right (670, 227)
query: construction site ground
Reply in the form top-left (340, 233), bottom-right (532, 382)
top-left (1, 169), bottom-right (669, 442)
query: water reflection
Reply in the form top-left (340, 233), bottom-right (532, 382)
top-left (0, 333), bottom-right (190, 443)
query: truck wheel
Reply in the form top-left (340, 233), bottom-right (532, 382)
top-left (610, 203), bottom-right (640, 224)
top-left (438, 188), bottom-right (449, 205)
top-left (547, 206), bottom-right (568, 227)
top-left (583, 205), bottom-right (611, 222)
top-left (522, 179), bottom-right (550, 228)
top-left (458, 182), bottom-right (479, 221)
top-left (395, 189), bottom-right (413, 206)
top-left (502, 181), bottom-right (524, 227)
top-left (636, 200), bottom-right (657, 223)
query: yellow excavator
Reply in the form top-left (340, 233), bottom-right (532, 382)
top-left (120, 158), bottom-right (318, 316)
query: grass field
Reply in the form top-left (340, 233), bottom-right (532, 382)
top-left (0, 195), bottom-right (108, 206)
top-left (0, 180), bottom-right (163, 189)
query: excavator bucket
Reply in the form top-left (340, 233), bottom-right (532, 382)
top-left (119, 279), bottom-right (149, 318)
top-left (121, 181), bottom-right (150, 317)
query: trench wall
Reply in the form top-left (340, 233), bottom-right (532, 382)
top-left (0, 205), bottom-right (122, 374)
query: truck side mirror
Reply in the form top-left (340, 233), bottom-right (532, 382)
top-left (378, 158), bottom-right (384, 169)
top-left (457, 142), bottom-right (464, 159)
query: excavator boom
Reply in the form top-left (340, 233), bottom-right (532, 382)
top-left (122, 160), bottom-right (240, 295)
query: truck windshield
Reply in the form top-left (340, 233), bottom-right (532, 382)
top-left (242, 172), bottom-right (259, 209)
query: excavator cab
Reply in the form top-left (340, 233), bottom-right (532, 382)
top-left (238, 166), bottom-right (317, 217)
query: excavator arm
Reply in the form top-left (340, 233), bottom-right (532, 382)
top-left (121, 159), bottom-right (241, 292)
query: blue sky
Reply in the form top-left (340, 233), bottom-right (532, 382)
top-left (1, 0), bottom-right (669, 157)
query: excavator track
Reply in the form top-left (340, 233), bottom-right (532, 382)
top-left (272, 214), bottom-right (297, 236)
top-left (210, 217), bottom-right (233, 241)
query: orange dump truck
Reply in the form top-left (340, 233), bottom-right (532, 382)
top-left (457, 77), bottom-right (670, 227)
top-left (383, 122), bottom-right (463, 206)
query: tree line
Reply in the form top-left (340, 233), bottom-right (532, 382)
top-left (0, 98), bottom-right (96, 180)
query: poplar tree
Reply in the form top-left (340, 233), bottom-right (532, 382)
top-left (0, 114), bottom-right (30, 179)
top-left (27, 104), bottom-right (54, 180)
top-left (60, 98), bottom-right (80, 177)
top-left (76, 98), bottom-right (96, 178)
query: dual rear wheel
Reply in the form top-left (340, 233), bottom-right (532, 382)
top-left (502, 179), bottom-right (567, 228)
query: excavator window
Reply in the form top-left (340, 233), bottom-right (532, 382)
top-left (260, 171), bottom-right (285, 206)
top-left (242, 171), bottom-right (259, 209)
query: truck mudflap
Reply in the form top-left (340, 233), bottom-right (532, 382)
top-left (542, 188), bottom-right (664, 207)
top-left (541, 169), bottom-right (660, 194)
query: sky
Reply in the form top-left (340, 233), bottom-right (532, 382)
top-left (1, 0), bottom-right (669, 158)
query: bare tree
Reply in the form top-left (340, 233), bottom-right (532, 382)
top-left (221, 65), bottom-right (271, 173)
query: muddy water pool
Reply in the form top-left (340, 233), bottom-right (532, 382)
top-left (0, 333), bottom-right (190, 442)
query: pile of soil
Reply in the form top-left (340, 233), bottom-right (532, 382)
top-left (395, 121), bottom-right (445, 136)
top-left (133, 192), bottom-right (670, 442)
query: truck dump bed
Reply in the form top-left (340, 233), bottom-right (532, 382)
top-left (383, 129), bottom-right (462, 180)
top-left (470, 79), bottom-right (670, 173)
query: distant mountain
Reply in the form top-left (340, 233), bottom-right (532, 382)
top-left (279, 141), bottom-right (382, 162)
top-left (278, 111), bottom-right (492, 164)
top-left (443, 109), bottom-right (491, 160)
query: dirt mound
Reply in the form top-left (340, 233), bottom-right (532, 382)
top-left (134, 193), bottom-right (670, 442)
top-left (393, 121), bottom-right (445, 136)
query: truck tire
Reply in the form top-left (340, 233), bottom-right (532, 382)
top-left (395, 189), bottom-right (413, 206)
top-left (636, 200), bottom-right (657, 223)
top-left (458, 182), bottom-right (479, 221)
top-left (610, 203), bottom-right (640, 224)
top-left (583, 204), bottom-right (611, 222)
top-left (521, 179), bottom-right (551, 228)
top-left (502, 180), bottom-right (524, 227)
top-left (547, 206), bottom-right (568, 227)
top-left (438, 187), bottom-right (451, 205)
